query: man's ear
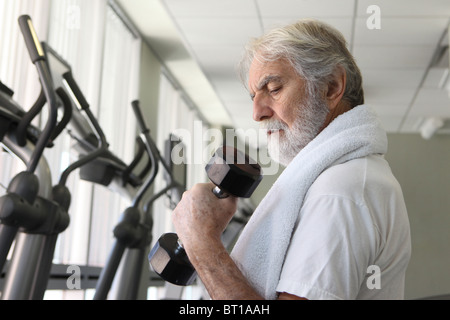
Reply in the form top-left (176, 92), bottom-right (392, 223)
top-left (326, 65), bottom-right (347, 111)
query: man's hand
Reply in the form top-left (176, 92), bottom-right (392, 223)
top-left (172, 183), bottom-right (237, 255)
top-left (170, 183), bottom-right (265, 300)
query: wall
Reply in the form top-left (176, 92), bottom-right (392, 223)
top-left (250, 165), bottom-right (283, 206)
top-left (385, 133), bottom-right (450, 300)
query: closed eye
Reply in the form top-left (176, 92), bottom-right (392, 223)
top-left (270, 88), bottom-right (281, 95)
top-left (269, 86), bottom-right (282, 97)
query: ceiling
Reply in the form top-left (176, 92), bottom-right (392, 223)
top-left (118, 0), bottom-right (450, 139)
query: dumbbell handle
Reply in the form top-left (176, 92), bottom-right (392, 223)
top-left (212, 186), bottom-right (229, 199)
top-left (149, 185), bottom-right (236, 286)
top-left (175, 186), bottom-right (229, 250)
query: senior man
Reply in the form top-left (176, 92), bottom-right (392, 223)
top-left (172, 19), bottom-right (411, 300)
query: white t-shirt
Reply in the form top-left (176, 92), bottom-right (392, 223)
top-left (276, 154), bottom-right (411, 300)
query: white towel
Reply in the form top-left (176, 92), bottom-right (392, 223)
top-left (230, 105), bottom-right (388, 300)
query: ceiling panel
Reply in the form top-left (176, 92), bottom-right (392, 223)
top-left (377, 115), bottom-right (406, 132)
top-left (423, 67), bottom-right (449, 88)
top-left (361, 68), bottom-right (424, 88)
top-left (410, 88), bottom-right (450, 115)
top-left (354, 17), bottom-right (448, 46)
top-left (371, 103), bottom-right (410, 116)
top-left (357, 0), bottom-right (450, 17)
top-left (257, 0), bottom-right (355, 17)
top-left (364, 86), bottom-right (417, 105)
top-left (191, 45), bottom-right (245, 79)
top-left (263, 17), bottom-right (354, 41)
top-left (353, 45), bottom-right (435, 69)
top-left (175, 17), bottom-right (261, 46)
top-left (163, 0), bottom-right (258, 18)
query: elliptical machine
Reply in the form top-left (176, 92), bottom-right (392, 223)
top-left (0, 15), bottom-right (137, 300)
top-left (0, 15), bottom-right (68, 300)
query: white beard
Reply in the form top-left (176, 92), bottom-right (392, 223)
top-left (261, 96), bottom-right (329, 167)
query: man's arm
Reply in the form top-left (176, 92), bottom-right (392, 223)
top-left (186, 226), bottom-right (307, 300)
top-left (186, 233), bottom-right (264, 300)
top-left (171, 183), bottom-right (306, 300)
top-left (171, 183), bottom-right (263, 299)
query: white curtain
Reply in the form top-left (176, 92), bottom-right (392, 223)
top-left (153, 74), bottom-right (209, 242)
top-left (87, 4), bottom-right (141, 267)
top-left (1, 0), bottom-right (141, 299)
top-left (48, 0), bottom-right (141, 299)
top-left (148, 74), bottom-right (210, 300)
top-left (45, 0), bottom-right (141, 268)
top-left (44, 0), bottom-right (109, 269)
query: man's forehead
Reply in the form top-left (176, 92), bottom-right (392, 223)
top-left (248, 58), bottom-right (292, 90)
top-left (255, 74), bottom-right (283, 90)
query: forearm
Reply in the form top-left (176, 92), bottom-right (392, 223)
top-left (186, 238), bottom-right (264, 300)
top-left (172, 184), bottom-right (263, 299)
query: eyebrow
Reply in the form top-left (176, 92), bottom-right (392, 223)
top-left (250, 74), bottom-right (282, 100)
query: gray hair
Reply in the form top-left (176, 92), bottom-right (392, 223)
top-left (238, 19), bottom-right (364, 107)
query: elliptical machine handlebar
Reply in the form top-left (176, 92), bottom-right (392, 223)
top-left (18, 15), bottom-right (45, 64)
top-left (57, 71), bottom-right (110, 186)
top-left (18, 15), bottom-right (58, 174)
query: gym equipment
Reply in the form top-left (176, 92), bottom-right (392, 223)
top-left (93, 101), bottom-right (185, 300)
top-left (93, 100), bottom-right (156, 300)
top-left (41, 43), bottom-right (147, 195)
top-left (148, 146), bottom-right (262, 286)
top-left (0, 16), bottom-right (146, 299)
top-left (25, 38), bottom-right (172, 300)
top-left (0, 15), bottom-right (65, 300)
top-left (0, 15), bottom-right (107, 299)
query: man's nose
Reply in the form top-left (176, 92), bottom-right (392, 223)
top-left (253, 94), bottom-right (273, 122)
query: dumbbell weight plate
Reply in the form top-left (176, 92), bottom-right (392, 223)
top-left (148, 232), bottom-right (197, 286)
top-left (205, 146), bottom-right (262, 198)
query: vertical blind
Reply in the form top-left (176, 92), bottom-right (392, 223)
top-left (45, 0), bottom-right (109, 270)
top-left (1, 0), bottom-right (142, 299)
top-left (44, 0), bottom-right (142, 270)
top-left (150, 74), bottom-right (209, 300)
top-left (153, 74), bottom-right (209, 244)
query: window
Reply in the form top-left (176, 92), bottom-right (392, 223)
top-left (148, 73), bottom-right (210, 300)
top-left (45, 0), bottom-right (142, 299)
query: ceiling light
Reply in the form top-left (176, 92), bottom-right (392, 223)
top-left (420, 117), bottom-right (445, 140)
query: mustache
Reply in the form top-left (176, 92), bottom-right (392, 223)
top-left (260, 119), bottom-right (289, 131)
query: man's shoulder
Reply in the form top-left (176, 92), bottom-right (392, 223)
top-left (306, 154), bottom-right (398, 200)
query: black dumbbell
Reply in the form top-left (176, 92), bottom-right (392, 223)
top-left (148, 146), bottom-right (263, 286)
